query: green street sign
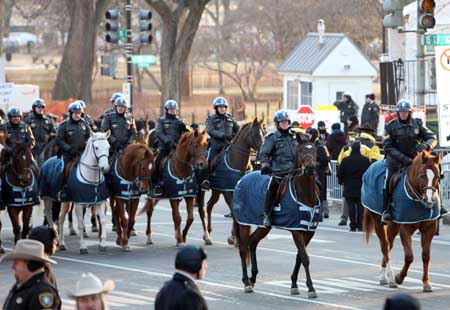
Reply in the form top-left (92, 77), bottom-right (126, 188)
top-left (119, 29), bottom-right (127, 40)
top-left (424, 34), bottom-right (450, 46)
top-left (131, 54), bottom-right (156, 67)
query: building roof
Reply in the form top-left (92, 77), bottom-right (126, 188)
top-left (277, 33), bottom-right (349, 74)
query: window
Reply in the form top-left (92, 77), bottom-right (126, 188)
top-left (336, 91), bottom-right (344, 101)
top-left (287, 80), bottom-right (298, 109)
top-left (300, 81), bottom-right (312, 106)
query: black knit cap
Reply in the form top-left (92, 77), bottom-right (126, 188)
top-left (175, 245), bottom-right (207, 274)
top-left (29, 225), bottom-right (57, 255)
top-left (384, 293), bottom-right (420, 310)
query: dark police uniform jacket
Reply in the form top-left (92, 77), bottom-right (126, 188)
top-left (0, 121), bottom-right (35, 149)
top-left (3, 271), bottom-right (61, 310)
top-left (383, 117), bottom-right (437, 168)
top-left (156, 115), bottom-right (188, 152)
top-left (56, 118), bottom-right (91, 159)
top-left (260, 130), bottom-right (298, 174)
top-left (155, 272), bottom-right (208, 310)
top-left (82, 113), bottom-right (98, 132)
top-left (361, 101), bottom-right (380, 131)
top-left (24, 112), bottom-right (56, 153)
top-left (334, 100), bottom-right (359, 124)
top-left (100, 111), bottom-right (137, 153)
top-left (206, 113), bottom-right (239, 150)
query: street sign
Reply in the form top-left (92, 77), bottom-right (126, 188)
top-left (435, 46), bottom-right (450, 147)
top-left (131, 54), bottom-right (156, 67)
top-left (119, 29), bottom-right (127, 41)
top-left (424, 34), bottom-right (450, 46)
top-left (296, 105), bottom-right (315, 129)
top-left (0, 82), bottom-right (15, 106)
top-left (122, 83), bottom-right (131, 106)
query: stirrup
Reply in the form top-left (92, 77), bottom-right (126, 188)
top-left (263, 214), bottom-right (271, 227)
top-left (200, 180), bottom-right (210, 191)
top-left (440, 207), bottom-right (449, 217)
top-left (381, 210), bottom-right (392, 224)
top-left (152, 185), bottom-right (163, 197)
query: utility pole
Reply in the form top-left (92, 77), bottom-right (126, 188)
top-left (416, 1), bottom-right (426, 109)
top-left (125, 0), bottom-right (133, 113)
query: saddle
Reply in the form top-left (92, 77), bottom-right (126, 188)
top-left (64, 158), bottom-right (78, 178)
top-left (274, 178), bottom-right (288, 206)
top-left (388, 167), bottom-right (408, 194)
top-left (210, 148), bottom-right (228, 171)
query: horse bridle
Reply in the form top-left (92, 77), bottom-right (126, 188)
top-left (78, 138), bottom-right (109, 184)
top-left (8, 150), bottom-right (32, 186)
top-left (173, 138), bottom-right (207, 170)
top-left (405, 163), bottom-right (440, 206)
top-left (229, 125), bottom-right (264, 156)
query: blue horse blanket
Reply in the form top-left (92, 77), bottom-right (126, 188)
top-left (234, 171), bottom-right (321, 231)
top-left (107, 159), bottom-right (141, 200)
top-left (361, 160), bottom-right (439, 224)
top-left (148, 159), bottom-right (197, 200)
top-left (209, 152), bottom-right (244, 192)
top-left (2, 171), bottom-right (39, 207)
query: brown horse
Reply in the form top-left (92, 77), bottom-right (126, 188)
top-left (0, 131), bottom-right (7, 253)
top-left (0, 141), bottom-right (39, 244)
top-left (363, 151), bottom-right (441, 292)
top-left (234, 141), bottom-right (320, 297)
top-left (144, 128), bottom-right (208, 246)
top-left (109, 143), bottom-right (156, 251)
top-left (197, 118), bottom-right (265, 245)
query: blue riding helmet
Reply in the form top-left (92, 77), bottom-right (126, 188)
top-left (110, 92), bottom-right (123, 103)
top-left (7, 106), bottom-right (22, 118)
top-left (175, 245), bottom-right (207, 274)
top-left (213, 97), bottom-right (228, 108)
top-left (75, 100), bottom-right (86, 110)
top-left (114, 97), bottom-right (128, 107)
top-left (68, 101), bottom-right (83, 113)
top-left (164, 99), bottom-right (178, 110)
top-left (32, 98), bottom-right (46, 109)
top-left (396, 99), bottom-right (412, 112)
top-left (273, 110), bottom-right (291, 123)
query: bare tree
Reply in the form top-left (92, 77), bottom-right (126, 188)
top-left (52, 0), bottom-right (111, 103)
top-left (145, 0), bottom-right (211, 112)
top-left (0, 0), bottom-right (4, 56)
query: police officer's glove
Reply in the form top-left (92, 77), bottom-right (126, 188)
top-left (401, 156), bottom-right (413, 166)
top-left (261, 164), bottom-right (272, 175)
top-left (416, 143), bottom-right (430, 153)
top-left (170, 141), bottom-right (177, 150)
top-left (69, 147), bottom-right (78, 157)
top-left (224, 133), bottom-right (233, 141)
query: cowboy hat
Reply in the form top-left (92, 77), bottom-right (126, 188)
top-left (68, 273), bottom-right (115, 298)
top-left (1, 239), bottom-right (56, 264)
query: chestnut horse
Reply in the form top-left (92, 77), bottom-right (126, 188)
top-left (362, 151), bottom-right (441, 292)
top-left (197, 118), bottom-right (265, 245)
top-left (108, 143), bottom-right (156, 251)
top-left (144, 128), bottom-right (208, 246)
top-left (0, 130), bottom-right (6, 253)
top-left (234, 141), bottom-right (321, 297)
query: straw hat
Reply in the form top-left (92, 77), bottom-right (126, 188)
top-left (1, 239), bottom-right (56, 264)
top-left (68, 273), bottom-right (115, 298)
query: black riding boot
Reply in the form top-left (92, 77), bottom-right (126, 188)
top-left (440, 207), bottom-right (449, 217)
top-left (381, 189), bottom-right (392, 224)
top-left (263, 191), bottom-right (273, 227)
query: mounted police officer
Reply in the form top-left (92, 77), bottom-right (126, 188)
top-left (101, 96), bottom-right (136, 157)
top-left (76, 100), bottom-right (98, 132)
top-left (24, 98), bottom-right (56, 161)
top-left (382, 99), bottom-right (445, 224)
top-left (155, 245), bottom-right (208, 310)
top-left (260, 110), bottom-right (298, 227)
top-left (101, 92), bottom-right (123, 119)
top-left (334, 91), bottom-right (359, 134)
top-left (0, 106), bottom-right (35, 156)
top-left (151, 99), bottom-right (189, 196)
top-left (55, 101), bottom-right (92, 200)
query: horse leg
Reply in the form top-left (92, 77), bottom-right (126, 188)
top-left (293, 231), bottom-right (317, 298)
top-left (248, 228), bottom-right (271, 288)
top-left (118, 200), bottom-right (130, 251)
top-left (43, 199), bottom-right (54, 229)
top-left (68, 203), bottom-right (76, 236)
top-left (7, 207), bottom-right (21, 243)
top-left (420, 221), bottom-right (437, 292)
top-left (223, 192), bottom-right (236, 245)
top-left (395, 226), bottom-right (415, 286)
top-left (0, 214), bottom-right (4, 253)
top-left (58, 202), bottom-right (70, 250)
top-left (126, 202), bottom-right (137, 236)
top-left (82, 206), bottom-right (88, 238)
top-left (21, 206), bottom-right (33, 239)
top-left (52, 201), bottom-right (61, 225)
top-left (237, 224), bottom-right (253, 293)
top-left (206, 191), bottom-right (221, 234)
top-left (114, 200), bottom-right (124, 248)
top-left (96, 203), bottom-right (107, 252)
top-left (145, 199), bottom-right (155, 245)
top-left (75, 204), bottom-right (88, 254)
top-left (91, 207), bottom-right (98, 232)
top-left (197, 191), bottom-right (212, 245)
top-left (371, 213), bottom-right (396, 287)
top-left (182, 198), bottom-right (195, 243)
top-left (170, 200), bottom-right (183, 246)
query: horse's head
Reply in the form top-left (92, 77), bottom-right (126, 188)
top-left (10, 141), bottom-right (34, 186)
top-left (242, 118), bottom-right (265, 153)
top-left (177, 128), bottom-right (209, 170)
top-left (123, 144), bottom-right (156, 192)
top-left (411, 151), bottom-right (441, 207)
top-left (86, 131), bottom-right (111, 173)
top-left (295, 139), bottom-right (317, 176)
top-left (135, 116), bottom-right (150, 145)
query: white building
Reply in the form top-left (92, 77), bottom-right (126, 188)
top-left (277, 32), bottom-right (377, 117)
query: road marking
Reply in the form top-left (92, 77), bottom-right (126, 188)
top-left (264, 280), bottom-right (347, 294)
top-left (112, 291), bottom-right (155, 302)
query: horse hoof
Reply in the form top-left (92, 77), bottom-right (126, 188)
top-left (130, 230), bottom-right (137, 237)
top-left (204, 238), bottom-right (213, 246)
top-left (91, 226), bottom-right (98, 233)
top-left (176, 242), bottom-right (185, 247)
top-left (115, 239), bottom-right (121, 246)
top-left (394, 274), bottom-right (403, 285)
top-left (80, 248), bottom-right (88, 255)
top-left (227, 236), bottom-right (235, 245)
top-left (69, 229), bottom-right (77, 236)
top-left (308, 291), bottom-right (318, 299)
top-left (244, 286), bottom-right (254, 293)
top-left (112, 225), bottom-right (117, 232)
top-left (379, 279), bottom-right (388, 285)
top-left (423, 284), bottom-right (433, 293)
top-left (146, 238), bottom-right (153, 245)
top-left (122, 245), bottom-right (131, 252)
top-left (83, 231), bottom-right (89, 238)
top-left (389, 282), bottom-right (398, 289)
top-left (98, 245), bottom-right (106, 252)
top-left (59, 244), bottom-right (66, 251)
top-left (0, 246), bottom-right (5, 254)
top-left (290, 288), bottom-right (300, 295)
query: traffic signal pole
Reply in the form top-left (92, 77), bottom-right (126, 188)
top-left (126, 0), bottom-right (133, 113)
top-left (416, 1), bottom-right (426, 109)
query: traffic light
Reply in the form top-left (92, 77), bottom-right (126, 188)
top-left (418, 0), bottom-right (436, 31)
top-left (383, 0), bottom-right (404, 28)
top-left (100, 55), bottom-right (117, 77)
top-left (105, 9), bottom-right (120, 44)
top-left (138, 9), bottom-right (153, 44)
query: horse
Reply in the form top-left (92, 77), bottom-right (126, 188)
top-left (197, 118), bottom-right (265, 245)
top-left (135, 116), bottom-right (150, 145)
top-left (0, 131), bottom-right (6, 253)
top-left (144, 128), bottom-right (208, 246)
top-left (362, 151), bottom-right (441, 292)
top-left (107, 143), bottom-right (156, 251)
top-left (0, 140), bottom-right (40, 244)
top-left (39, 131), bottom-right (111, 254)
top-left (233, 141), bottom-right (321, 297)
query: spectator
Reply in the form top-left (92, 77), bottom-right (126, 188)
top-left (2, 239), bottom-right (61, 310)
top-left (317, 120), bottom-right (329, 142)
top-left (384, 293), bottom-right (421, 310)
top-left (68, 272), bottom-right (115, 310)
top-left (347, 114), bottom-right (359, 136)
top-left (29, 225), bottom-right (59, 287)
top-left (327, 123), bottom-right (346, 160)
top-left (155, 245), bottom-right (208, 310)
top-left (333, 91), bottom-right (358, 133)
top-left (337, 142), bottom-right (371, 231)
top-left (361, 93), bottom-right (380, 132)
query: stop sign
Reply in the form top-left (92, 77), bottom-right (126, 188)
top-left (296, 105), bottom-right (315, 129)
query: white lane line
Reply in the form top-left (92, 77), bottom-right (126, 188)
top-left (112, 291), bottom-right (155, 302)
top-left (264, 280), bottom-right (348, 294)
top-left (106, 294), bottom-right (148, 305)
top-left (347, 277), bottom-right (450, 290)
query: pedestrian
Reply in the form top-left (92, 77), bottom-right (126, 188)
top-left (337, 142), bottom-right (371, 231)
top-left (361, 93), bottom-right (380, 132)
top-left (68, 272), bottom-right (115, 310)
top-left (326, 123), bottom-right (346, 160)
top-left (317, 120), bottom-right (329, 142)
top-left (347, 114), bottom-right (359, 136)
top-left (1, 239), bottom-right (61, 310)
top-left (384, 293), bottom-right (421, 310)
top-left (29, 225), bottom-right (59, 287)
top-left (155, 245), bottom-right (208, 310)
top-left (333, 91), bottom-right (358, 133)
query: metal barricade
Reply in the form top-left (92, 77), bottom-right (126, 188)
top-left (327, 160), bottom-right (342, 201)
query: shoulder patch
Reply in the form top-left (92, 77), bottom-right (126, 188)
top-left (39, 292), bottom-right (54, 308)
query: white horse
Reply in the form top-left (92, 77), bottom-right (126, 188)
top-left (40, 132), bottom-right (110, 254)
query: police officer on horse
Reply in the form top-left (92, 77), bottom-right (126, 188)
top-left (101, 92), bottom-right (123, 119)
top-left (260, 110), bottom-right (298, 227)
top-left (75, 100), bottom-right (98, 132)
top-left (151, 100), bottom-right (189, 197)
top-left (382, 99), bottom-right (446, 224)
top-left (0, 107), bottom-right (35, 152)
top-left (55, 101), bottom-right (92, 200)
top-left (101, 96), bottom-right (136, 157)
top-left (24, 98), bottom-right (56, 161)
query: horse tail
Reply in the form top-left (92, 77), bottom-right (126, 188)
top-left (363, 208), bottom-right (374, 243)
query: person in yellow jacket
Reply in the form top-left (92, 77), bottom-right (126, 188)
top-left (338, 126), bottom-right (383, 164)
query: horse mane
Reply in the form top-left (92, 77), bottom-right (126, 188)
top-left (232, 122), bottom-right (251, 141)
top-left (122, 143), bottom-right (151, 163)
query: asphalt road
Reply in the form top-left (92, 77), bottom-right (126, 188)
top-left (1, 197), bottom-right (450, 310)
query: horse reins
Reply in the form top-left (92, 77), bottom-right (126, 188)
top-left (78, 138), bottom-right (108, 185)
